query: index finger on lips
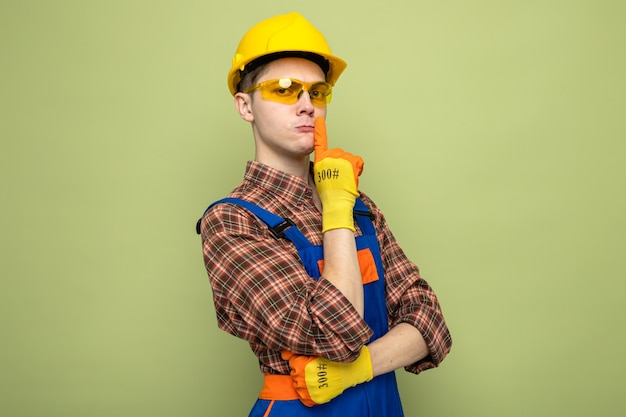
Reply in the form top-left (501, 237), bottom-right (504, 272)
top-left (314, 116), bottom-right (328, 162)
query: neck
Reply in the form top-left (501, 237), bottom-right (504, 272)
top-left (255, 153), bottom-right (311, 180)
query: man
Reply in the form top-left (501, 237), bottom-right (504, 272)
top-left (197, 12), bottom-right (451, 417)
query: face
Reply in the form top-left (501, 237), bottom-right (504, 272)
top-left (235, 58), bottom-right (328, 169)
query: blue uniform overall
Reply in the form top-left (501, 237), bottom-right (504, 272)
top-left (200, 198), bottom-right (404, 417)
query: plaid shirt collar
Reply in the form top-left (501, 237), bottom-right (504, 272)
top-left (243, 160), bottom-right (314, 205)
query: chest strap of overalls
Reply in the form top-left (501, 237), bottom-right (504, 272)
top-left (196, 198), bottom-right (312, 248)
top-left (196, 197), bottom-right (374, 240)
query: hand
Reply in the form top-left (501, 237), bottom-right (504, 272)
top-left (313, 116), bottom-right (364, 233)
top-left (281, 347), bottom-right (373, 407)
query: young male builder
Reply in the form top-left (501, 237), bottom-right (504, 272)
top-left (197, 12), bottom-right (452, 417)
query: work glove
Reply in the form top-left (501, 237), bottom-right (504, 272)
top-left (281, 346), bottom-right (373, 407)
top-left (313, 116), bottom-right (364, 233)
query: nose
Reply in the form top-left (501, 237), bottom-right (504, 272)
top-left (296, 91), bottom-right (315, 115)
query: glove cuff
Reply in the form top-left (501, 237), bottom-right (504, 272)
top-left (350, 345), bottom-right (374, 386)
top-left (320, 190), bottom-right (358, 233)
top-left (322, 208), bottom-right (355, 233)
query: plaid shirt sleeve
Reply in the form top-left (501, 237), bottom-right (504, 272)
top-left (361, 193), bottom-right (453, 375)
top-left (200, 202), bottom-right (373, 370)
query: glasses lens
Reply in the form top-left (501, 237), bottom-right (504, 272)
top-left (259, 79), bottom-right (302, 104)
top-left (255, 79), bottom-right (332, 107)
top-left (308, 82), bottom-right (332, 106)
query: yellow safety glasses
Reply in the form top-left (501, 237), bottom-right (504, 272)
top-left (245, 78), bottom-right (333, 107)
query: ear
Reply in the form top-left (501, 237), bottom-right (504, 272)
top-left (234, 92), bottom-right (254, 122)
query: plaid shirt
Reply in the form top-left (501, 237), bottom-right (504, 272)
top-left (199, 161), bottom-right (451, 375)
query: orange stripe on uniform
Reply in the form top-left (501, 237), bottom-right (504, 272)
top-left (261, 400), bottom-right (275, 417)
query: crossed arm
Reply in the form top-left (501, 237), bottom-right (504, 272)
top-left (320, 227), bottom-right (429, 377)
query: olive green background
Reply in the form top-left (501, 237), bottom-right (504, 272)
top-left (2, 1), bottom-right (625, 416)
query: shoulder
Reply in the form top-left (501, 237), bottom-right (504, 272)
top-left (199, 198), bottom-right (267, 238)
